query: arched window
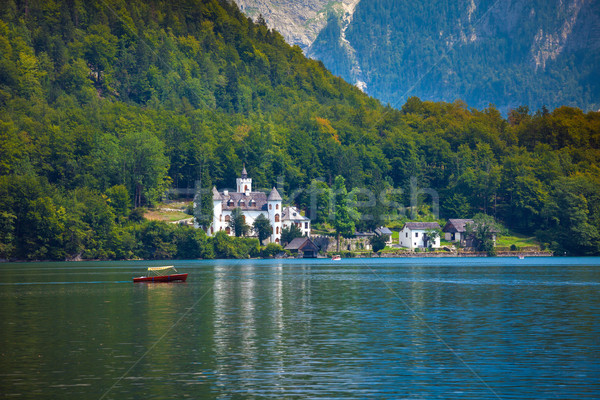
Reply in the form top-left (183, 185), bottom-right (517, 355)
top-left (275, 214), bottom-right (280, 222)
top-left (225, 215), bottom-right (230, 222)
top-left (242, 215), bottom-right (246, 223)
top-left (249, 199), bottom-right (256, 207)
top-left (227, 199), bottom-right (234, 207)
top-left (271, 227), bottom-right (274, 234)
top-left (275, 238), bottom-right (280, 243)
top-left (244, 185), bottom-right (248, 191)
top-left (226, 227), bottom-right (231, 235)
top-left (276, 204), bottom-right (279, 210)
top-left (276, 226), bottom-right (279, 234)
top-left (269, 204), bottom-right (272, 210)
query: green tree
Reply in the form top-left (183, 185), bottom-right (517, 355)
top-left (281, 224), bottom-right (303, 246)
top-left (370, 234), bottom-right (388, 254)
top-left (261, 242), bottom-right (283, 257)
top-left (331, 175), bottom-right (357, 251)
top-left (106, 184), bottom-right (130, 219)
top-left (252, 214), bottom-right (272, 245)
top-left (466, 214), bottom-right (500, 256)
top-left (229, 207), bottom-right (249, 237)
top-left (0, 211), bottom-right (15, 258)
top-left (424, 228), bottom-right (441, 248)
top-left (120, 131), bottom-right (170, 208)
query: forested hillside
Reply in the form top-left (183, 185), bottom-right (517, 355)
top-left (0, 0), bottom-right (599, 259)
top-left (308, 0), bottom-right (600, 114)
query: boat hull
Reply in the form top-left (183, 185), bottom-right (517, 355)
top-left (133, 273), bottom-right (188, 283)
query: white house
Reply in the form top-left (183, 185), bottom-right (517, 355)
top-left (282, 206), bottom-right (311, 237)
top-left (399, 222), bottom-right (441, 249)
top-left (206, 166), bottom-right (283, 244)
top-left (374, 226), bottom-right (394, 245)
top-left (442, 218), bottom-right (497, 248)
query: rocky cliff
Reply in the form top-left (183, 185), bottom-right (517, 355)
top-left (234, 0), bottom-right (600, 113)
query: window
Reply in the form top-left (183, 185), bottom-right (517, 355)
top-left (244, 185), bottom-right (248, 191)
top-left (275, 214), bottom-right (280, 222)
top-left (276, 204), bottom-right (279, 210)
top-left (269, 204), bottom-right (272, 210)
top-left (275, 238), bottom-right (280, 243)
top-left (305, 222), bottom-right (308, 229)
top-left (250, 199), bottom-right (256, 207)
top-left (226, 227), bottom-right (231, 234)
top-left (406, 233), bottom-right (408, 238)
top-left (276, 226), bottom-right (280, 234)
top-left (415, 232), bottom-right (419, 237)
top-left (239, 200), bottom-right (245, 207)
top-left (227, 199), bottom-right (234, 207)
top-left (225, 215), bottom-right (230, 222)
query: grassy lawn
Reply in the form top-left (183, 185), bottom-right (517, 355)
top-left (144, 209), bottom-right (191, 222)
top-left (496, 231), bottom-right (540, 249)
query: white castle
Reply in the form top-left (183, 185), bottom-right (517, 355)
top-left (206, 166), bottom-right (310, 243)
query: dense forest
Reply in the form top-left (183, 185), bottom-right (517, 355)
top-left (0, 0), bottom-right (599, 260)
top-left (308, 0), bottom-right (600, 114)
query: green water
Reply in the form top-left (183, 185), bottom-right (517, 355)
top-left (1, 258), bottom-right (599, 399)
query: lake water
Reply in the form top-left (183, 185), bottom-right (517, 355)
top-left (1, 257), bottom-right (599, 399)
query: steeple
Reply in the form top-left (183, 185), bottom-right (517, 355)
top-left (237, 164), bottom-right (252, 193)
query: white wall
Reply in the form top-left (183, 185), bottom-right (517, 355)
top-left (399, 228), bottom-right (440, 249)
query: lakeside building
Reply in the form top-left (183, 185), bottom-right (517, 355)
top-left (205, 167), bottom-right (310, 243)
top-left (398, 222), bottom-right (441, 249)
top-left (282, 206), bottom-right (311, 237)
top-left (442, 219), bottom-right (497, 247)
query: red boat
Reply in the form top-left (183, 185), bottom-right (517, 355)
top-left (133, 266), bottom-right (188, 283)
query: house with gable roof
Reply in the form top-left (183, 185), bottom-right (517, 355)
top-left (282, 206), bottom-right (311, 237)
top-left (398, 222), bottom-right (441, 249)
top-left (442, 218), bottom-right (498, 248)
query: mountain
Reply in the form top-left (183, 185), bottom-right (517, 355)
top-left (234, 0), bottom-right (360, 50)
top-left (235, 0), bottom-right (600, 114)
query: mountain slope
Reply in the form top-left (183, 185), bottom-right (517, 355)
top-left (239, 0), bottom-right (600, 113)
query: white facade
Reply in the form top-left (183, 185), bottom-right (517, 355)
top-left (399, 222), bottom-right (441, 250)
top-left (282, 206), bottom-right (311, 237)
top-left (205, 167), bottom-right (283, 244)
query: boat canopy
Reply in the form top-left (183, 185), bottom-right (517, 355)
top-left (147, 266), bottom-right (178, 276)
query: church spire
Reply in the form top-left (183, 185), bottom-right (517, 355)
top-left (241, 163), bottom-right (248, 179)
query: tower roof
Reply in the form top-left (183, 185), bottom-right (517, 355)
top-left (241, 164), bottom-right (248, 179)
top-left (267, 187), bottom-right (282, 201)
top-left (212, 186), bottom-right (222, 200)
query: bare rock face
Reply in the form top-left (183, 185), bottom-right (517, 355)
top-left (234, 0), bottom-right (359, 50)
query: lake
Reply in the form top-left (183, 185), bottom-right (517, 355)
top-left (1, 257), bottom-right (599, 399)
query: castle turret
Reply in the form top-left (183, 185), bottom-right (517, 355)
top-left (210, 186), bottom-right (223, 235)
top-left (236, 164), bottom-right (252, 194)
top-left (267, 187), bottom-right (283, 243)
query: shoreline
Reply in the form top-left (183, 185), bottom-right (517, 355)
top-left (1, 251), bottom-right (555, 263)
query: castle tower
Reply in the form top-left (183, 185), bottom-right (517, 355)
top-left (236, 164), bottom-right (252, 194)
top-left (267, 187), bottom-right (283, 243)
top-left (211, 186), bottom-right (223, 235)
